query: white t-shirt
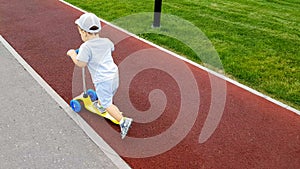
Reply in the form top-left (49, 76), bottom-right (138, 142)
top-left (77, 37), bottom-right (118, 84)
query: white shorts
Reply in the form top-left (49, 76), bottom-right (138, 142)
top-left (94, 76), bottom-right (119, 112)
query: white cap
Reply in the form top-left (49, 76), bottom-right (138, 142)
top-left (75, 13), bottom-right (101, 33)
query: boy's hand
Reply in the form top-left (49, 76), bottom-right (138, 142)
top-left (67, 49), bottom-right (77, 57)
top-left (67, 49), bottom-right (87, 68)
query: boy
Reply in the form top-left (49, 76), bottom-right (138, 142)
top-left (67, 13), bottom-right (132, 139)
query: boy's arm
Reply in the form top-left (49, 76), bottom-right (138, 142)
top-left (67, 49), bottom-right (87, 68)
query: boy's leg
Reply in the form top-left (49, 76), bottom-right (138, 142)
top-left (106, 104), bottom-right (123, 122)
top-left (106, 104), bottom-right (132, 139)
top-left (94, 101), bottom-right (122, 120)
top-left (94, 78), bottom-right (133, 138)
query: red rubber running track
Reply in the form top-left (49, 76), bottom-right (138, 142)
top-left (1, 0), bottom-right (299, 168)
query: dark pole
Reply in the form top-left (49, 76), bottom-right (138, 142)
top-left (153, 0), bottom-right (162, 28)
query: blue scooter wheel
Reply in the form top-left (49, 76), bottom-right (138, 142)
top-left (87, 89), bottom-right (98, 102)
top-left (70, 100), bottom-right (81, 113)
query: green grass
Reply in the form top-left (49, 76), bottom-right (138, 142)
top-left (65, 0), bottom-right (300, 110)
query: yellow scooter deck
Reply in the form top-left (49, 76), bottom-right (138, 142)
top-left (73, 92), bottom-right (120, 124)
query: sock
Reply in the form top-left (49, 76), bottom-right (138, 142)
top-left (119, 117), bottom-right (124, 126)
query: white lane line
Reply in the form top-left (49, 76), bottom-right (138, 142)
top-left (59, 0), bottom-right (299, 115)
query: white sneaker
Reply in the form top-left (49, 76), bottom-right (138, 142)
top-left (93, 102), bottom-right (106, 113)
top-left (120, 118), bottom-right (133, 139)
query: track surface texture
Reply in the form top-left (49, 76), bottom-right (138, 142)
top-left (1, 0), bottom-right (299, 168)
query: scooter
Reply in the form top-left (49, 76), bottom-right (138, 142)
top-left (69, 62), bottom-right (120, 124)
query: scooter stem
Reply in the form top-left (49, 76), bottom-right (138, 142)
top-left (82, 67), bottom-right (88, 98)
